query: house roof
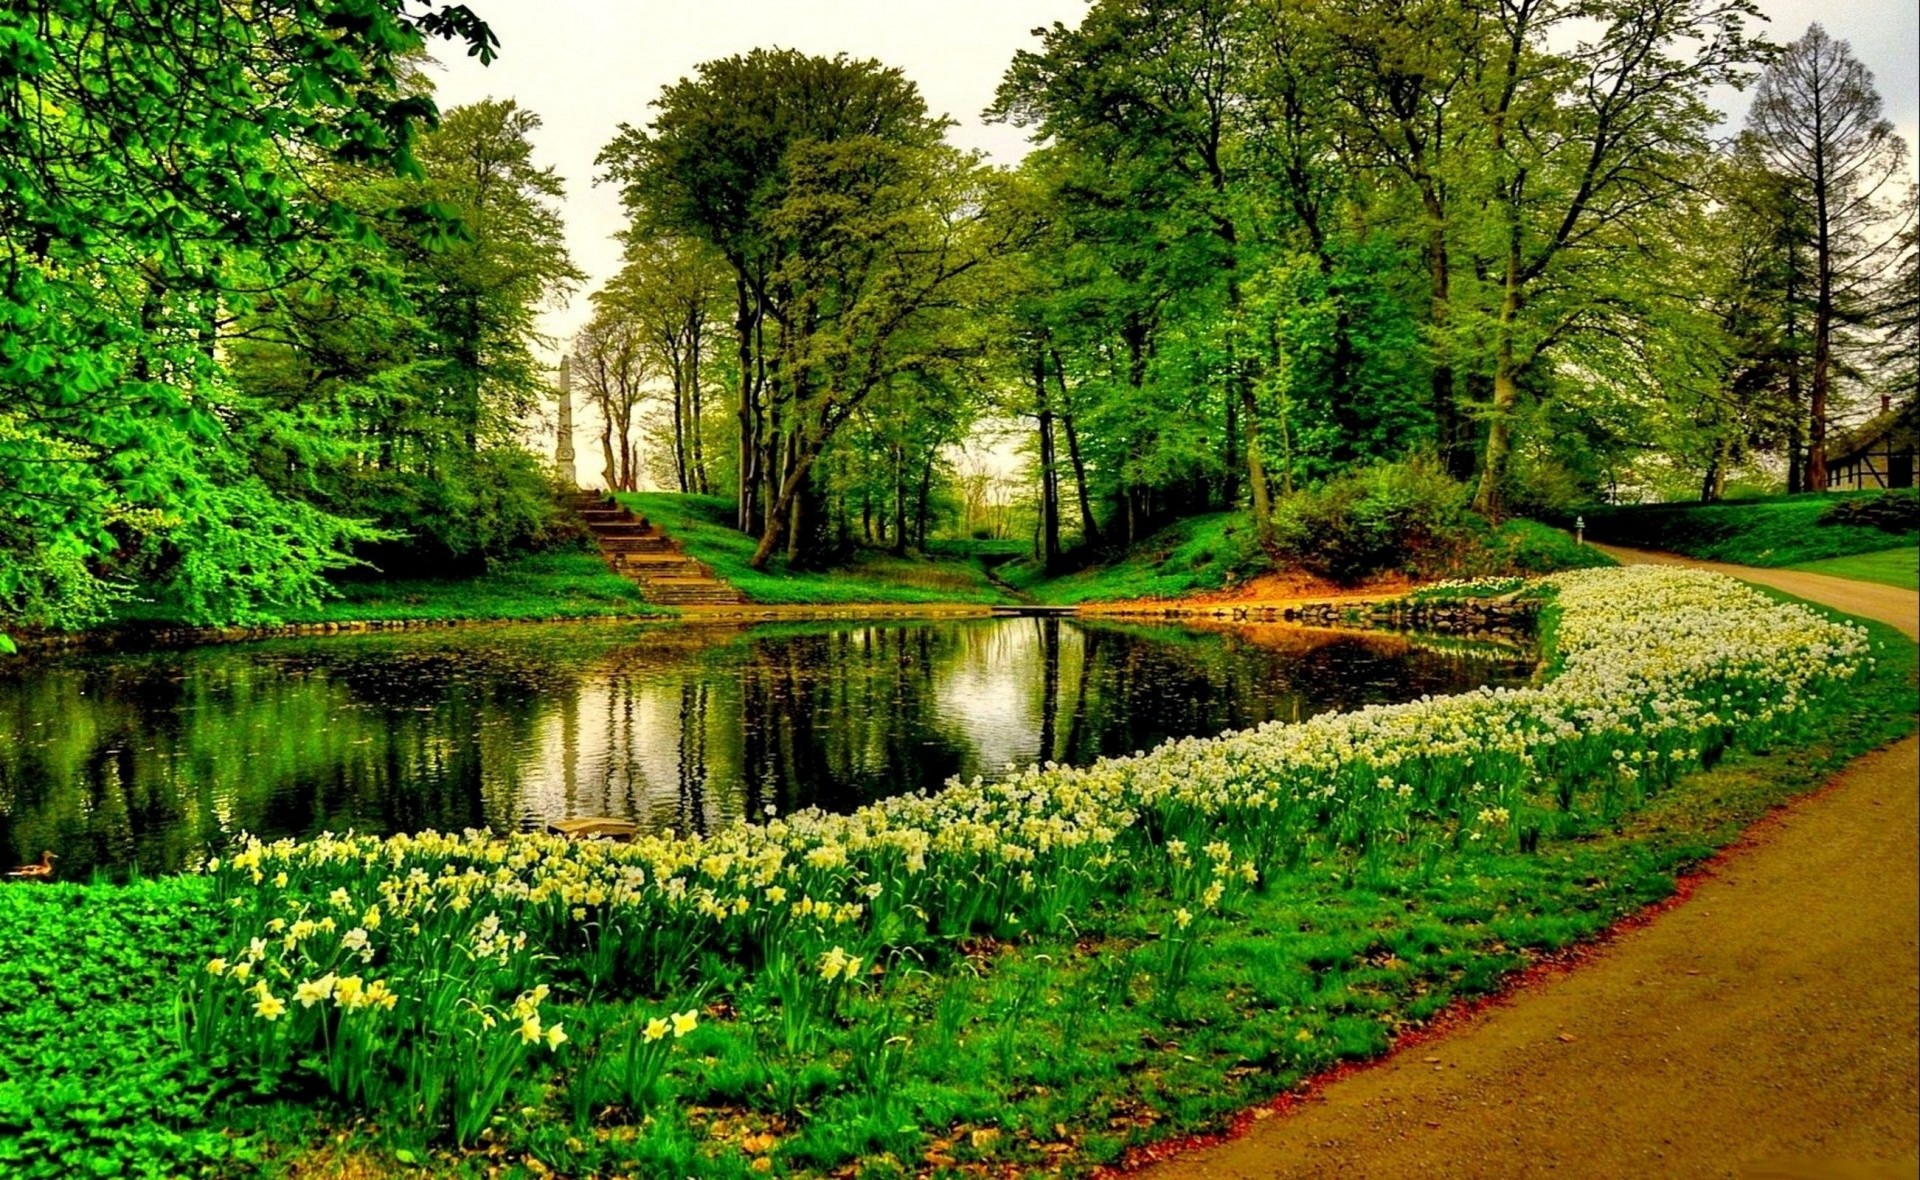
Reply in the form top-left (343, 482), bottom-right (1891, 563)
top-left (1829, 397), bottom-right (1918, 465)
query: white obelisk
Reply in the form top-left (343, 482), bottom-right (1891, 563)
top-left (554, 354), bottom-right (576, 488)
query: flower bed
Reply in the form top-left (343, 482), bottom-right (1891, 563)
top-left (185, 566), bottom-right (1873, 1155)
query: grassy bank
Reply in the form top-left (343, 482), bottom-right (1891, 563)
top-left (621, 493), bottom-right (1013, 605)
top-left (105, 550), bottom-right (665, 630)
top-left (4, 568), bottom-right (1909, 1179)
top-left (1583, 490), bottom-right (1919, 568)
top-left (1785, 547), bottom-right (1919, 590)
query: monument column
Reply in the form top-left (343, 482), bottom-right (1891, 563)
top-left (554, 354), bottom-right (576, 488)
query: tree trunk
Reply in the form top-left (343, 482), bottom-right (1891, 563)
top-left (750, 444), bottom-right (823, 569)
top-left (1808, 155), bottom-right (1833, 493)
top-left (670, 368), bottom-right (690, 493)
top-left (1473, 219), bottom-right (1525, 517)
top-left (734, 276), bottom-right (758, 532)
top-left (914, 452), bottom-right (934, 551)
top-left (1035, 349), bottom-right (1061, 572)
top-left (890, 442), bottom-right (909, 557)
top-left (1701, 431), bottom-right (1730, 502)
top-left (689, 311), bottom-right (710, 495)
top-left (1426, 204), bottom-right (1469, 480)
top-left (1061, 410), bottom-right (1100, 549)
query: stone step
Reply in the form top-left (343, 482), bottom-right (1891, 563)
top-left (600, 536), bottom-right (675, 553)
top-left (564, 492), bottom-right (746, 606)
top-left (647, 590), bottom-right (749, 605)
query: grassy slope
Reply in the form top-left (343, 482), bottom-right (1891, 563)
top-left (1000, 512), bottom-right (1254, 605)
top-left (109, 550), bottom-right (664, 628)
top-left (621, 493), bottom-right (1013, 605)
top-left (1584, 492), bottom-right (1919, 568)
top-left (1784, 547), bottom-right (1919, 590)
top-left (7, 594), bottom-right (1910, 1180)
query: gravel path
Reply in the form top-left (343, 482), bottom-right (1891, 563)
top-left (1139, 546), bottom-right (1919, 1180)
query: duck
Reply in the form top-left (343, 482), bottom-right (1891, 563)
top-left (5, 851), bottom-right (56, 880)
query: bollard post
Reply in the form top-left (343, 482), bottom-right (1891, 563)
top-left (1575, 515), bottom-right (1585, 546)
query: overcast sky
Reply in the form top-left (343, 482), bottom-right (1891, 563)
top-left (430, 0), bottom-right (1920, 380)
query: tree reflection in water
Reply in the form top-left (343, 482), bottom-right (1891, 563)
top-left (0, 618), bottom-right (1533, 876)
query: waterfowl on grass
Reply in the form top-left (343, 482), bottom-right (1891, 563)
top-left (5, 851), bottom-right (56, 880)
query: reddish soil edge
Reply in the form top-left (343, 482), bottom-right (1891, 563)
top-left (1119, 547), bottom-right (1919, 1180)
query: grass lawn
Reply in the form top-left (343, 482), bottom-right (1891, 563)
top-left (7, 574), bottom-right (1910, 1179)
top-left (109, 550), bottom-right (666, 628)
top-left (1583, 490), bottom-right (1918, 568)
top-left (621, 492), bottom-right (1014, 605)
top-left (1784, 547), bottom-right (1919, 590)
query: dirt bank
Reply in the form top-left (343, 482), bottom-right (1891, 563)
top-left (1136, 546), bottom-right (1920, 1180)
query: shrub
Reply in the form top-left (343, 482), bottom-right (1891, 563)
top-left (1819, 488), bottom-right (1918, 533)
top-left (1273, 458), bottom-right (1475, 583)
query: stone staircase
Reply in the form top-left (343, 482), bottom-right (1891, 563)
top-left (567, 492), bottom-right (748, 607)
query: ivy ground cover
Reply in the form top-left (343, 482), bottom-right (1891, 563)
top-left (3, 566), bottom-right (1914, 1178)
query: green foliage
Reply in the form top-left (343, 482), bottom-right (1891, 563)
top-left (1273, 459), bottom-right (1476, 584)
top-left (1818, 488), bottom-right (1919, 533)
top-left (1586, 491), bottom-right (1920, 567)
top-left (0, 878), bottom-right (267, 1179)
top-left (0, 0), bottom-right (502, 631)
top-left (1476, 520), bottom-right (1618, 577)
top-left (109, 550), bottom-right (660, 627)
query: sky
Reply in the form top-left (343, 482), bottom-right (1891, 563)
top-left (428, 0), bottom-right (1920, 472)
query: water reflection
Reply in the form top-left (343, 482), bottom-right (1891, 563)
top-left (0, 618), bottom-right (1534, 877)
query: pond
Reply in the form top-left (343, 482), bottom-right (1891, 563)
top-left (0, 617), bottom-right (1536, 877)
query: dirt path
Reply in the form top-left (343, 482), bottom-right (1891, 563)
top-left (1140, 547), bottom-right (1919, 1180)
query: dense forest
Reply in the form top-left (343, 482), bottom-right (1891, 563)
top-left (2, 0), bottom-right (1915, 634)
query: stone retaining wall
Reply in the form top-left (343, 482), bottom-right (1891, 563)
top-left (1089, 593), bottom-right (1539, 640)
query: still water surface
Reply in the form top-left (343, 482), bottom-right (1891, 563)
top-left (1, 617), bottom-right (1534, 877)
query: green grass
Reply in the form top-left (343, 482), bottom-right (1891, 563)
top-left (1784, 547), bottom-right (1919, 590)
top-left (621, 493), bottom-right (1014, 605)
top-left (107, 550), bottom-right (665, 629)
top-left (1584, 490), bottom-right (1919, 568)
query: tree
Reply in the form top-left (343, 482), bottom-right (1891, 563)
top-left (599, 50), bottom-right (950, 540)
top-left (1, 0), bottom-right (496, 630)
top-left (571, 305), bottom-right (649, 492)
top-left (599, 235), bottom-right (731, 494)
top-left (994, 0), bottom-right (1279, 545)
top-left (1746, 24), bottom-right (1913, 490)
top-left (226, 97), bottom-right (581, 570)
top-left (1459, 0), bottom-right (1765, 514)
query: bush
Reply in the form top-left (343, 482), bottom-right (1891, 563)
top-left (1274, 458), bottom-right (1475, 583)
top-left (1819, 488), bottom-right (1918, 533)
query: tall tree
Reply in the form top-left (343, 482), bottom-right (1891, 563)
top-left (599, 235), bottom-right (730, 495)
top-left (1, 0), bottom-right (496, 630)
top-left (994, 0), bottom-right (1279, 546)
top-left (599, 50), bottom-right (949, 539)
top-left (1746, 24), bottom-right (1913, 490)
top-left (1463, 0), bottom-right (1765, 514)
